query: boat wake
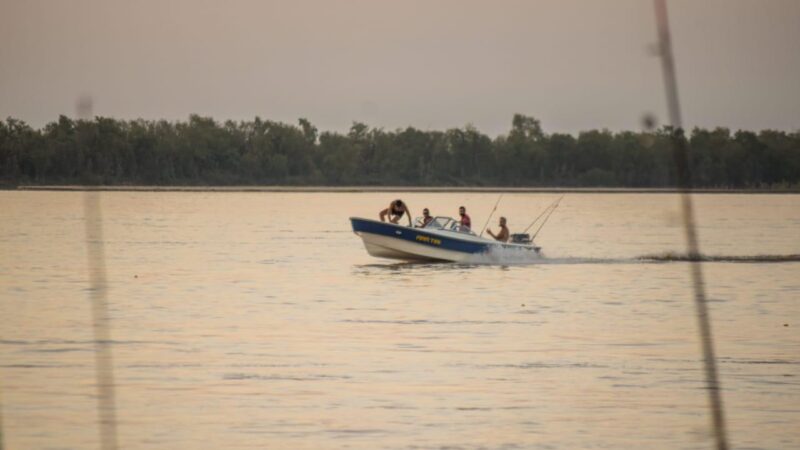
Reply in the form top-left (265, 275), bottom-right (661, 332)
top-left (356, 252), bottom-right (800, 271)
top-left (636, 252), bottom-right (800, 263)
top-left (461, 246), bottom-right (624, 265)
top-left (461, 245), bottom-right (548, 265)
top-left (462, 249), bottom-right (800, 266)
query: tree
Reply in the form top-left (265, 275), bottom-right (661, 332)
top-left (0, 114), bottom-right (797, 188)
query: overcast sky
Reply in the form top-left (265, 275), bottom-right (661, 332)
top-left (1, 0), bottom-right (798, 135)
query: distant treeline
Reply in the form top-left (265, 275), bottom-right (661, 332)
top-left (1, 114), bottom-right (798, 188)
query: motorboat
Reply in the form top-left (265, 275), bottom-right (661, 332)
top-left (350, 216), bottom-right (542, 262)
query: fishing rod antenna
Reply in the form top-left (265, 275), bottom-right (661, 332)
top-left (531, 195), bottom-right (564, 240)
top-left (522, 195), bottom-right (564, 236)
top-left (479, 193), bottom-right (504, 237)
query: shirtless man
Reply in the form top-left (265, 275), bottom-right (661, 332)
top-left (380, 199), bottom-right (412, 226)
top-left (487, 216), bottom-right (510, 242)
top-left (417, 208), bottom-right (434, 228)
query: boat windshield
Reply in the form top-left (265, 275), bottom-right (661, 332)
top-left (421, 216), bottom-right (450, 229)
top-left (423, 216), bottom-right (476, 235)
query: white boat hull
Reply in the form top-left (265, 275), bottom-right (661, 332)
top-left (359, 232), bottom-right (474, 262)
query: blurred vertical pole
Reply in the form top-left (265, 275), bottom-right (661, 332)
top-left (653, 2), bottom-right (729, 450)
top-left (0, 383), bottom-right (4, 450)
top-left (80, 96), bottom-right (120, 450)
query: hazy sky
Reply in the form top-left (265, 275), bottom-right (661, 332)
top-left (1, 0), bottom-right (798, 135)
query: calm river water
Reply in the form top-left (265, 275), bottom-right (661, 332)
top-left (1, 191), bottom-right (799, 449)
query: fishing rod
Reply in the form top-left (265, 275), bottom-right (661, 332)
top-left (522, 195), bottom-right (563, 235)
top-left (531, 195), bottom-right (563, 240)
top-left (479, 193), bottom-right (503, 237)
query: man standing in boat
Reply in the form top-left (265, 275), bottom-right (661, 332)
top-left (487, 216), bottom-right (510, 242)
top-left (458, 206), bottom-right (471, 232)
top-left (380, 199), bottom-right (412, 226)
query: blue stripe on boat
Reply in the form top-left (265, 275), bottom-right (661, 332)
top-left (350, 218), bottom-right (489, 254)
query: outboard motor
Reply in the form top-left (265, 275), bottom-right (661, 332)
top-left (510, 233), bottom-right (532, 244)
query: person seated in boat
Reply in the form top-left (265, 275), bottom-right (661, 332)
top-left (380, 199), bottom-right (412, 226)
top-left (458, 206), bottom-right (471, 232)
top-left (416, 208), bottom-right (434, 228)
top-left (487, 216), bottom-right (510, 242)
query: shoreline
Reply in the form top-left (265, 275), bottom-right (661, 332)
top-left (7, 185), bottom-right (800, 194)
